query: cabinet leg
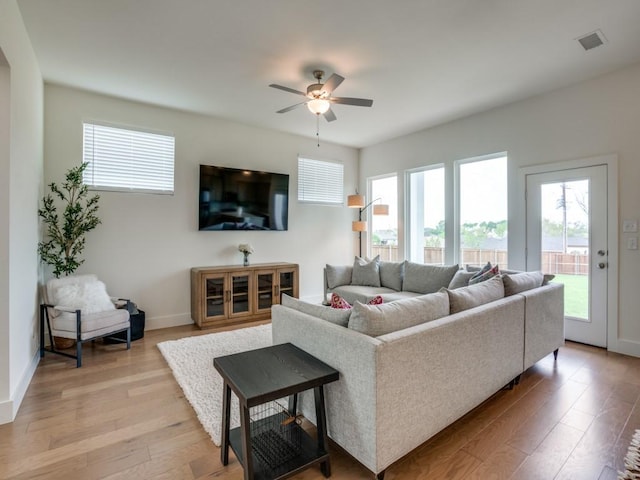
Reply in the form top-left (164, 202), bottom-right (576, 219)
top-left (221, 382), bottom-right (231, 465)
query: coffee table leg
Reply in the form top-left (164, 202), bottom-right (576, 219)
top-left (314, 385), bottom-right (331, 477)
top-left (240, 404), bottom-right (253, 480)
top-left (288, 393), bottom-right (298, 416)
top-left (221, 382), bottom-right (231, 465)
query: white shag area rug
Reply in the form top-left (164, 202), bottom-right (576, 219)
top-left (157, 323), bottom-right (272, 446)
top-left (620, 430), bottom-right (640, 479)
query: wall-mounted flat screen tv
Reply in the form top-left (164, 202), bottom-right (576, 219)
top-left (199, 165), bottom-right (289, 231)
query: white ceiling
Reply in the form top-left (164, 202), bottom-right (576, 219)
top-left (16, 0), bottom-right (640, 148)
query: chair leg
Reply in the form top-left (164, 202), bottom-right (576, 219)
top-left (39, 305), bottom-right (45, 359)
top-left (127, 326), bottom-right (131, 350)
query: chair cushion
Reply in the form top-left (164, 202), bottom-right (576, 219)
top-left (52, 308), bottom-right (129, 334)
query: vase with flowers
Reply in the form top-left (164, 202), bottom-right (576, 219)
top-left (238, 243), bottom-right (254, 266)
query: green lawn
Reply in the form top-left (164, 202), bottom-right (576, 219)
top-left (551, 274), bottom-right (588, 319)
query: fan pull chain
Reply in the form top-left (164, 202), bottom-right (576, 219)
top-left (316, 113), bottom-right (321, 147)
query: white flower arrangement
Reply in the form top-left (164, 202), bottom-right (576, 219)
top-left (238, 243), bottom-right (254, 255)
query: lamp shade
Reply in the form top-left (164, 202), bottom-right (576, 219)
top-left (373, 203), bottom-right (389, 215)
top-left (348, 194), bottom-right (365, 208)
top-left (352, 220), bottom-right (367, 232)
top-left (307, 98), bottom-right (331, 115)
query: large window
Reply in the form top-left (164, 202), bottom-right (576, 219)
top-left (457, 154), bottom-right (508, 268)
top-left (83, 122), bottom-right (175, 194)
top-left (407, 166), bottom-right (445, 264)
top-left (369, 175), bottom-right (398, 261)
top-left (297, 156), bottom-right (344, 205)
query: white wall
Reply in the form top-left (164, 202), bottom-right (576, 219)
top-left (44, 84), bottom-right (359, 329)
top-left (360, 62), bottom-right (640, 356)
top-left (0, 0), bottom-right (44, 424)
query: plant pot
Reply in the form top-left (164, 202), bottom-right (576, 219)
top-left (53, 336), bottom-right (76, 349)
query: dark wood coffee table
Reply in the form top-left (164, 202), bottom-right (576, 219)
top-left (214, 342), bottom-right (339, 480)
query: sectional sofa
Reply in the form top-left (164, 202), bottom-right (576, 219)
top-left (272, 260), bottom-right (564, 479)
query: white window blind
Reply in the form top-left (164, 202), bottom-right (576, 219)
top-left (83, 122), bottom-right (175, 194)
top-left (298, 156), bottom-right (344, 205)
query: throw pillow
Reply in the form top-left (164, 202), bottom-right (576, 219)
top-left (330, 293), bottom-right (384, 309)
top-left (443, 276), bottom-right (505, 314)
top-left (379, 261), bottom-right (404, 291)
top-left (54, 280), bottom-right (115, 314)
top-left (448, 269), bottom-right (476, 290)
top-left (330, 293), bottom-right (352, 309)
top-left (325, 264), bottom-right (353, 289)
top-left (543, 274), bottom-right (555, 285)
top-left (402, 261), bottom-right (459, 294)
top-left (468, 264), bottom-right (500, 285)
top-left (348, 291), bottom-right (449, 337)
top-left (351, 255), bottom-right (381, 287)
top-left (502, 271), bottom-right (544, 296)
top-left (281, 294), bottom-right (351, 327)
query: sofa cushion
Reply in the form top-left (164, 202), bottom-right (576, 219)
top-left (402, 261), bottom-right (459, 294)
top-left (379, 291), bottom-right (424, 302)
top-left (443, 275), bottom-right (505, 314)
top-left (281, 294), bottom-right (351, 327)
top-left (348, 291), bottom-right (449, 337)
top-left (502, 271), bottom-right (544, 296)
top-left (468, 264), bottom-right (500, 285)
top-left (448, 270), bottom-right (476, 290)
top-left (331, 285), bottom-right (397, 305)
top-left (352, 256), bottom-right (381, 287)
top-left (326, 264), bottom-right (353, 289)
top-left (379, 261), bottom-right (404, 291)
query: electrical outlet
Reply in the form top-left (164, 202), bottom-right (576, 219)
top-left (628, 237), bottom-right (638, 250)
top-left (623, 220), bottom-right (638, 233)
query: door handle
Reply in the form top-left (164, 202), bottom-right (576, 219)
top-left (598, 262), bottom-right (607, 269)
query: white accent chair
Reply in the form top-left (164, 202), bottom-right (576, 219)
top-left (40, 274), bottom-right (131, 367)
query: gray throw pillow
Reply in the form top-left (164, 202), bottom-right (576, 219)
top-left (402, 261), bottom-right (459, 294)
top-left (325, 264), bottom-right (353, 289)
top-left (281, 294), bottom-right (351, 327)
top-left (448, 269), bottom-right (475, 290)
top-left (379, 261), bottom-right (403, 291)
top-left (502, 271), bottom-right (544, 296)
top-left (351, 256), bottom-right (381, 287)
top-left (348, 291), bottom-right (449, 337)
top-left (442, 275), bottom-right (505, 314)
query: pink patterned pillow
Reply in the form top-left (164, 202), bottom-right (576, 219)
top-left (330, 293), bottom-right (352, 309)
top-left (367, 295), bottom-right (384, 306)
top-left (330, 293), bottom-right (384, 309)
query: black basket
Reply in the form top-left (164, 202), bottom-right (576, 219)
top-left (104, 310), bottom-right (145, 343)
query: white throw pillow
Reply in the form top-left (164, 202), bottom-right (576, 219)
top-left (54, 280), bottom-right (115, 314)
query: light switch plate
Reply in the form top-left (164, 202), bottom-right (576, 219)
top-left (628, 237), bottom-right (638, 250)
top-left (623, 220), bottom-right (638, 233)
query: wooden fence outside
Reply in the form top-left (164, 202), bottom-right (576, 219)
top-left (371, 246), bottom-right (588, 275)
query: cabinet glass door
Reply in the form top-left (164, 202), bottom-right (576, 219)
top-left (279, 271), bottom-right (295, 300)
top-left (205, 276), bottom-right (225, 318)
top-left (230, 273), bottom-right (251, 316)
top-left (256, 271), bottom-right (275, 311)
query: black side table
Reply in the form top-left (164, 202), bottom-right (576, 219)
top-left (214, 343), bottom-right (339, 480)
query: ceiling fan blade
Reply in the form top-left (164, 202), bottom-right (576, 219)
top-left (323, 108), bottom-right (337, 122)
top-left (276, 102), bottom-right (306, 114)
top-left (330, 96), bottom-right (374, 107)
top-left (269, 84), bottom-right (307, 96)
top-left (322, 74), bottom-right (344, 94)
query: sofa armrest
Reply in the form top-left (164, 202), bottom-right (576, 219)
top-left (271, 304), bottom-right (382, 473)
top-left (520, 282), bottom-right (565, 369)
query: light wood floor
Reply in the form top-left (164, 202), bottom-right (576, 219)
top-left (1, 322), bottom-right (639, 480)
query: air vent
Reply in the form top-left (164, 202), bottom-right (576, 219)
top-left (577, 30), bottom-right (607, 51)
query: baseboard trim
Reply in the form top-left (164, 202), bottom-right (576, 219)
top-left (0, 350), bottom-right (40, 425)
top-left (609, 338), bottom-right (640, 358)
top-left (145, 312), bottom-right (193, 331)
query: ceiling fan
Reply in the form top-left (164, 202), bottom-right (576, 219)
top-left (269, 70), bottom-right (373, 122)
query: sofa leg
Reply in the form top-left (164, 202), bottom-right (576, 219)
top-left (376, 470), bottom-right (385, 480)
top-left (514, 374), bottom-right (521, 385)
top-left (553, 348), bottom-right (559, 360)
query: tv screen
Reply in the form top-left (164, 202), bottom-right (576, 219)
top-left (199, 165), bottom-right (289, 231)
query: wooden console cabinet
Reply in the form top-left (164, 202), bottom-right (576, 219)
top-left (191, 262), bottom-right (299, 329)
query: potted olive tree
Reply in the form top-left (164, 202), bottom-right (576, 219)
top-left (38, 162), bottom-right (101, 278)
top-left (38, 163), bottom-right (101, 349)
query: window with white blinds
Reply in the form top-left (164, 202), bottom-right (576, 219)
top-left (82, 122), bottom-right (175, 194)
top-left (297, 156), bottom-right (344, 205)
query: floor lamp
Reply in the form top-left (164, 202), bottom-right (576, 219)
top-left (348, 193), bottom-right (389, 257)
